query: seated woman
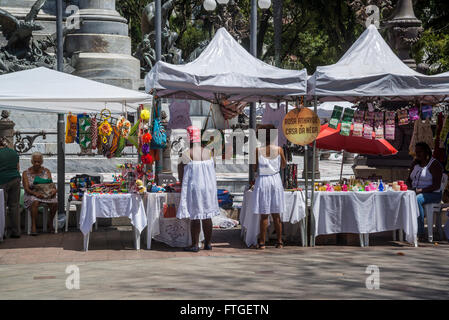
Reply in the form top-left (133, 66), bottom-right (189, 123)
top-left (22, 152), bottom-right (58, 235)
top-left (252, 124), bottom-right (287, 249)
top-left (407, 142), bottom-right (444, 240)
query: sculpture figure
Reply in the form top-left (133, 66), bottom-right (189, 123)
top-left (0, 0), bottom-right (73, 74)
top-left (135, 0), bottom-right (183, 75)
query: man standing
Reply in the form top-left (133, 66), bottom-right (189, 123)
top-left (0, 137), bottom-right (21, 238)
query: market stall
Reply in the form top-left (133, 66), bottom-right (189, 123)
top-left (307, 25), bottom-right (449, 246)
top-left (0, 67), bottom-right (153, 248)
top-left (145, 28), bottom-right (308, 249)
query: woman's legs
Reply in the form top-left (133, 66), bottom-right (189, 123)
top-left (258, 214), bottom-right (269, 246)
top-left (272, 213), bottom-right (283, 246)
top-left (47, 203), bottom-right (58, 232)
top-left (201, 218), bottom-right (213, 247)
top-left (416, 192), bottom-right (442, 236)
top-left (190, 219), bottom-right (201, 248)
top-left (30, 201), bottom-right (40, 233)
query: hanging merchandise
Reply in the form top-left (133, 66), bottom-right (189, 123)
top-left (117, 116), bottom-right (131, 139)
top-left (385, 111), bottom-right (396, 140)
top-left (98, 108), bottom-right (113, 157)
top-left (433, 113), bottom-right (445, 163)
top-left (150, 104), bottom-right (167, 149)
top-left (409, 118), bottom-right (434, 156)
top-left (91, 117), bottom-right (98, 150)
top-left (65, 113), bottom-right (77, 144)
top-left (107, 125), bottom-right (120, 159)
top-left (421, 105), bottom-right (433, 119)
top-left (167, 101), bottom-right (192, 130)
top-left (374, 111), bottom-right (384, 140)
top-left (440, 115), bottom-right (449, 149)
top-left (340, 108), bottom-right (354, 136)
top-left (77, 114), bottom-right (92, 151)
top-left (352, 110), bottom-right (364, 137)
top-left (283, 164), bottom-right (298, 190)
top-left (409, 106), bottom-right (419, 121)
top-left (98, 108), bottom-right (112, 144)
top-left (329, 105), bottom-right (343, 129)
top-left (363, 111), bottom-right (374, 140)
top-left (398, 109), bottom-right (409, 126)
top-left (219, 100), bottom-right (247, 120)
top-left (262, 102), bottom-right (287, 146)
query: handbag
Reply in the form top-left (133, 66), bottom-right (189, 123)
top-left (150, 105), bottom-right (167, 149)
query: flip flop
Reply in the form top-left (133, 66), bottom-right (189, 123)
top-left (275, 242), bottom-right (284, 249)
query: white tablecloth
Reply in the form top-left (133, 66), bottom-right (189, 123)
top-left (146, 193), bottom-right (202, 249)
top-left (0, 189), bottom-right (5, 241)
top-left (240, 190), bottom-right (307, 247)
top-left (79, 193), bottom-right (147, 236)
top-left (312, 191), bottom-right (419, 244)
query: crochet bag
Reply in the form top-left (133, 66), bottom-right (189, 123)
top-left (150, 106), bottom-right (167, 149)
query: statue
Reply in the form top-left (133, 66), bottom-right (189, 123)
top-left (187, 40), bottom-right (210, 62)
top-left (135, 0), bottom-right (183, 76)
top-left (0, 0), bottom-right (73, 75)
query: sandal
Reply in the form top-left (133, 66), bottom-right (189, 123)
top-left (257, 243), bottom-right (266, 250)
top-left (275, 242), bottom-right (284, 249)
top-left (183, 246), bottom-right (199, 252)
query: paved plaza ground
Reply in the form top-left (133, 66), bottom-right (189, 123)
top-left (1, 228), bottom-right (449, 299)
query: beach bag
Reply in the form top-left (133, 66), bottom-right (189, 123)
top-left (150, 106), bottom-right (167, 149)
top-left (33, 176), bottom-right (56, 199)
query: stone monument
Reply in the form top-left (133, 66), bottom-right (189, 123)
top-left (65, 0), bottom-right (140, 89)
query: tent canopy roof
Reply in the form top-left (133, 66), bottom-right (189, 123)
top-left (0, 67), bottom-right (151, 113)
top-left (145, 28), bottom-right (307, 102)
top-left (309, 25), bottom-right (449, 103)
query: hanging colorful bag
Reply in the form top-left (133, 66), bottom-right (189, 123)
top-left (65, 113), bottom-right (77, 144)
top-left (150, 106), bottom-right (167, 149)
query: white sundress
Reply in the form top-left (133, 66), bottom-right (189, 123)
top-left (252, 153), bottom-right (285, 214)
top-left (177, 158), bottom-right (221, 220)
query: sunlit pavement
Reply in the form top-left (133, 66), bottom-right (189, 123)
top-left (1, 228), bottom-right (449, 299)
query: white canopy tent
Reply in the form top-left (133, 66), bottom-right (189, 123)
top-left (145, 28), bottom-right (308, 102)
top-left (308, 25), bottom-right (449, 103)
top-left (0, 67), bottom-right (152, 114)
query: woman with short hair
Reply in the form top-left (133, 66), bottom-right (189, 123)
top-left (22, 152), bottom-right (58, 235)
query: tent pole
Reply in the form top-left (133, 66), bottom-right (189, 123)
top-left (310, 95), bottom-right (318, 246)
top-left (340, 152), bottom-right (344, 182)
top-left (155, 0), bottom-right (163, 182)
top-left (249, 0), bottom-right (257, 184)
top-left (304, 144), bottom-right (308, 246)
top-left (56, 0), bottom-right (65, 217)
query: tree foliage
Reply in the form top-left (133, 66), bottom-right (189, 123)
top-left (117, 0), bottom-right (449, 74)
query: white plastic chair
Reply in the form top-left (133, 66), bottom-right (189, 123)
top-left (26, 204), bottom-right (58, 235)
top-left (423, 173), bottom-right (448, 242)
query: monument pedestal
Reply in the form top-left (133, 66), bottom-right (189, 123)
top-left (65, 0), bottom-right (140, 89)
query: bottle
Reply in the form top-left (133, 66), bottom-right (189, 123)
top-left (378, 179), bottom-right (384, 192)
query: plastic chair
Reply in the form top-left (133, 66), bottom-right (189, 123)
top-left (423, 173), bottom-right (449, 242)
top-left (26, 203), bottom-right (58, 235)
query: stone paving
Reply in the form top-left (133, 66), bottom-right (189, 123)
top-left (1, 228), bottom-right (449, 299)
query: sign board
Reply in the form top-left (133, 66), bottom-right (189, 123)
top-left (282, 108), bottom-right (321, 146)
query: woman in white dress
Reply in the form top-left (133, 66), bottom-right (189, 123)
top-left (252, 124), bottom-right (287, 249)
top-left (177, 126), bottom-right (220, 252)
